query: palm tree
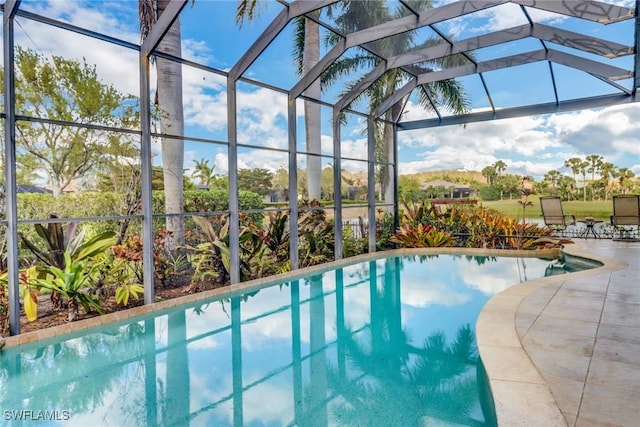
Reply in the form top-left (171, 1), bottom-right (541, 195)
top-left (321, 1), bottom-right (469, 210)
top-left (557, 175), bottom-right (575, 201)
top-left (235, 4), bottom-right (314, 202)
top-left (481, 165), bottom-right (497, 185)
top-left (237, 2), bottom-right (324, 201)
top-left (493, 160), bottom-right (507, 177)
top-left (578, 160), bottom-right (589, 201)
top-left (325, 322), bottom-right (482, 426)
top-left (599, 161), bottom-right (616, 200)
top-left (543, 169), bottom-right (562, 195)
top-left (294, 15), bottom-right (322, 201)
top-left (586, 154), bottom-right (603, 200)
top-left (139, 0), bottom-right (185, 250)
top-left (616, 167), bottom-right (635, 194)
top-left (564, 157), bottom-right (583, 201)
top-left (191, 157), bottom-right (217, 187)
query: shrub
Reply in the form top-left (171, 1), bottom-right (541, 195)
top-left (390, 224), bottom-right (455, 248)
top-left (342, 226), bottom-right (368, 258)
top-left (412, 204), bottom-right (552, 249)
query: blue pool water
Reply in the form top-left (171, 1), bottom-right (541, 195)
top-left (0, 254), bottom-right (597, 426)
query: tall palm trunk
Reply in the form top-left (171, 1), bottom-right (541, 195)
top-left (156, 0), bottom-right (185, 249)
top-left (380, 123), bottom-right (394, 209)
top-left (304, 18), bottom-right (321, 201)
top-left (382, 106), bottom-right (399, 213)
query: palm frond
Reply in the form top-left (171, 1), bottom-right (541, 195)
top-left (138, 0), bottom-right (156, 41)
top-left (417, 78), bottom-right (469, 115)
top-left (293, 16), bottom-right (305, 76)
top-left (235, 0), bottom-right (262, 27)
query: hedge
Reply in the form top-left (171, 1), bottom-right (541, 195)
top-left (16, 189), bottom-right (264, 220)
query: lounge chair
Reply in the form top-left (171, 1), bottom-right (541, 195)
top-left (610, 195), bottom-right (640, 241)
top-left (539, 196), bottom-right (576, 236)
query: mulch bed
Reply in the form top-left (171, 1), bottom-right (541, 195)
top-left (14, 276), bottom-right (224, 335)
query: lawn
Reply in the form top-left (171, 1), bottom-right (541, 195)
top-left (329, 196), bottom-right (614, 222)
top-left (482, 196), bottom-right (613, 221)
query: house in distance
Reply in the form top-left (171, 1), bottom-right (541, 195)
top-left (421, 179), bottom-right (473, 199)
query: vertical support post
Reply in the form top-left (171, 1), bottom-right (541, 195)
top-left (143, 319), bottom-right (157, 426)
top-left (140, 52), bottom-right (155, 305)
top-left (231, 296), bottom-right (243, 426)
top-left (4, 0), bottom-right (21, 335)
top-left (367, 115), bottom-right (376, 253)
top-left (227, 79), bottom-right (240, 283)
top-left (290, 281), bottom-right (302, 422)
top-left (634, 0), bottom-right (640, 97)
top-left (332, 109), bottom-right (342, 260)
top-left (393, 124), bottom-right (399, 231)
top-left (335, 269), bottom-right (345, 377)
top-left (288, 97), bottom-right (299, 270)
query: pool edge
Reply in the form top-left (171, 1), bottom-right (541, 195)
top-left (475, 242), bottom-right (628, 426)
top-left (1, 244), bottom-right (619, 425)
top-left (2, 247), bottom-right (564, 349)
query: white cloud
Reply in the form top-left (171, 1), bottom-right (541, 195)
top-left (459, 260), bottom-right (525, 295)
top-left (15, 18), bottom-right (141, 95)
top-left (9, 0), bottom-right (640, 183)
top-left (398, 103), bottom-right (640, 179)
top-left (401, 281), bottom-right (471, 307)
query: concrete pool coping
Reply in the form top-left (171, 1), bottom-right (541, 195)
top-left (3, 243), bottom-right (628, 425)
top-left (476, 241), bottom-right (632, 426)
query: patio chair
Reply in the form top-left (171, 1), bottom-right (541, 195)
top-left (610, 195), bottom-right (640, 241)
top-left (539, 196), bottom-right (576, 236)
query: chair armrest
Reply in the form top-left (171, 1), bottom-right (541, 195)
top-left (566, 214), bottom-right (576, 225)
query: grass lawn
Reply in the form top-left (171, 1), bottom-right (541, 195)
top-left (482, 196), bottom-right (613, 221)
top-left (329, 196), bottom-right (614, 222)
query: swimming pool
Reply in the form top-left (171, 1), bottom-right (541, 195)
top-left (0, 253), bottom-right (596, 426)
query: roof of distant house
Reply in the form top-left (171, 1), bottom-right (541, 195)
top-left (16, 185), bottom-right (52, 194)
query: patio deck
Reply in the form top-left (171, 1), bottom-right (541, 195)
top-left (477, 239), bottom-right (640, 426)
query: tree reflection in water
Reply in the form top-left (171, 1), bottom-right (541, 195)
top-left (313, 258), bottom-right (496, 427)
top-left (0, 254), bottom-right (588, 426)
top-left (0, 322), bottom-right (148, 422)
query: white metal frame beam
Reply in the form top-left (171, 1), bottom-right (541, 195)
top-left (375, 48), bottom-right (633, 117)
top-left (3, 0), bottom-right (22, 335)
top-left (398, 93), bottom-right (636, 129)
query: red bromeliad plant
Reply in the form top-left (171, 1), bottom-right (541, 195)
top-left (390, 224), bottom-right (455, 248)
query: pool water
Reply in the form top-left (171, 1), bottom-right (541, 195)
top-left (0, 254), bottom-right (596, 426)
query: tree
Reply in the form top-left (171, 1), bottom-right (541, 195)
top-left (191, 158), bottom-right (217, 187)
top-left (599, 161), bottom-right (616, 200)
top-left (616, 167), bottom-right (635, 194)
top-left (139, 0), bottom-right (185, 250)
top-left (398, 176), bottom-right (422, 203)
top-left (321, 166), bottom-right (334, 200)
top-left (237, 1), bottom-right (323, 201)
top-left (493, 160), bottom-right (507, 177)
top-left (271, 166), bottom-right (288, 201)
top-left (557, 175), bottom-right (575, 201)
top-left (578, 160), bottom-right (589, 201)
top-left (585, 154), bottom-right (603, 200)
top-left (543, 170), bottom-right (562, 195)
top-left (7, 48), bottom-right (135, 196)
top-left (238, 168), bottom-right (273, 196)
top-left (564, 157), bottom-right (583, 201)
top-left (294, 14), bottom-right (322, 201)
top-left (322, 1), bottom-right (469, 211)
top-left (496, 174), bottom-right (522, 199)
top-left (96, 164), bottom-right (165, 192)
top-left (481, 165), bottom-right (497, 185)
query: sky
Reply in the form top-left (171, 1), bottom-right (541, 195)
top-left (8, 0), bottom-right (640, 183)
